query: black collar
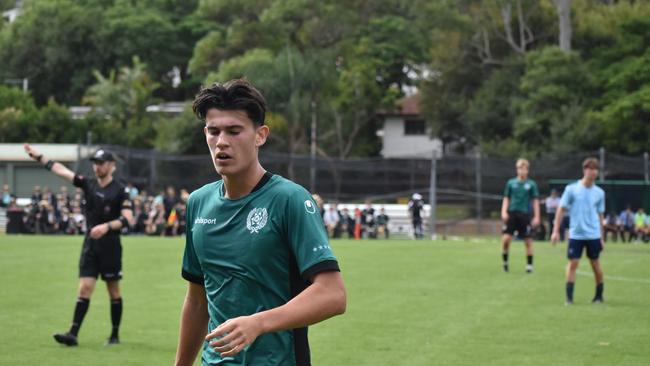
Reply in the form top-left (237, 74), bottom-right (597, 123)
top-left (221, 171), bottom-right (273, 196)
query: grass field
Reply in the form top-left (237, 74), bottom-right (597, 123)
top-left (1, 235), bottom-right (649, 366)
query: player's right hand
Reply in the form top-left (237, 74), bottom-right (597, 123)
top-left (24, 143), bottom-right (39, 159)
top-left (501, 212), bottom-right (509, 222)
top-left (550, 231), bottom-right (560, 245)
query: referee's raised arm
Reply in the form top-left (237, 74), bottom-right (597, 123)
top-left (24, 143), bottom-right (75, 182)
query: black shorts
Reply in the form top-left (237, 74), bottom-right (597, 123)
top-left (79, 234), bottom-right (122, 281)
top-left (502, 211), bottom-right (532, 238)
top-left (568, 239), bottom-right (602, 260)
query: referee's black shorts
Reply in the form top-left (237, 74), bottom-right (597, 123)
top-left (79, 233), bottom-right (122, 281)
top-left (502, 211), bottom-right (533, 238)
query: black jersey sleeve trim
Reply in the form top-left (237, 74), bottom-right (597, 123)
top-left (301, 260), bottom-right (340, 282)
top-left (182, 270), bottom-right (204, 285)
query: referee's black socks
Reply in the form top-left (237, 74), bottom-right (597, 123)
top-left (110, 298), bottom-right (123, 339)
top-left (70, 297), bottom-right (90, 337)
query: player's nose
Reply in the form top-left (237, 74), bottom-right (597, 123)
top-left (215, 133), bottom-right (230, 148)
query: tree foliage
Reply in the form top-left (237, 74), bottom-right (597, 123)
top-left (0, 0), bottom-right (649, 157)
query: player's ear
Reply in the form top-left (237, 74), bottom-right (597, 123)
top-left (255, 125), bottom-right (269, 147)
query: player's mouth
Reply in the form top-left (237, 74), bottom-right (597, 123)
top-left (215, 152), bottom-right (232, 163)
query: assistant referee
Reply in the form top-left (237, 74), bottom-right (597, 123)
top-left (24, 144), bottom-right (134, 346)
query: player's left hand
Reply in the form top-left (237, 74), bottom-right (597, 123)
top-left (532, 216), bottom-right (540, 228)
top-left (206, 315), bottom-right (263, 358)
top-left (89, 223), bottom-right (109, 239)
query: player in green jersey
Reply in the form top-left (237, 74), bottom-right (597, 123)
top-left (174, 80), bottom-right (347, 366)
top-left (501, 158), bottom-right (540, 273)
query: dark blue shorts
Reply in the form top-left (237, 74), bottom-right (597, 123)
top-left (567, 239), bottom-right (602, 260)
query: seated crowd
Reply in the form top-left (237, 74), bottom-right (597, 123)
top-left (314, 195), bottom-right (390, 239)
top-left (2, 183), bottom-right (188, 237)
top-left (604, 205), bottom-right (650, 243)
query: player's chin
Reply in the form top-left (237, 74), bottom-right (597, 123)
top-left (214, 163), bottom-right (237, 176)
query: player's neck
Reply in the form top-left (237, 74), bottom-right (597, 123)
top-left (97, 175), bottom-right (113, 188)
top-left (222, 163), bottom-right (266, 199)
top-left (517, 175), bottom-right (527, 181)
top-left (581, 177), bottom-right (595, 187)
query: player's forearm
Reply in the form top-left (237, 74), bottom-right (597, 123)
top-left (553, 208), bottom-right (564, 233)
top-left (252, 272), bottom-right (346, 334)
top-left (28, 151), bottom-right (75, 182)
top-left (175, 295), bottom-right (209, 366)
top-left (501, 198), bottom-right (509, 216)
top-left (533, 199), bottom-right (540, 220)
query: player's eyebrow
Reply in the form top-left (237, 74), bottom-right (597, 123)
top-left (206, 125), bottom-right (244, 133)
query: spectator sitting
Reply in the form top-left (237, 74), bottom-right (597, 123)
top-left (31, 185), bottom-right (42, 205)
top-left (634, 208), bottom-right (648, 243)
top-left (323, 204), bottom-right (341, 238)
top-left (6, 194), bottom-right (26, 234)
top-left (58, 206), bottom-right (73, 234)
top-left (131, 199), bottom-right (145, 234)
top-left (376, 207), bottom-right (390, 239)
top-left (146, 202), bottom-right (166, 236)
top-left (180, 188), bottom-right (190, 204)
top-left (35, 199), bottom-right (57, 234)
top-left (603, 211), bottom-right (620, 242)
top-left (362, 201), bottom-right (376, 238)
top-left (126, 182), bottom-right (139, 200)
top-left (71, 205), bottom-right (86, 235)
top-left (618, 205), bottom-right (635, 242)
top-left (1, 184), bottom-right (10, 207)
top-left (339, 208), bottom-right (355, 239)
top-left (171, 201), bottom-right (187, 236)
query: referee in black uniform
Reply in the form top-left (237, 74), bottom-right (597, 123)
top-left (24, 144), bottom-right (134, 346)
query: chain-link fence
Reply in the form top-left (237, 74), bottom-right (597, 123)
top-left (77, 145), bottom-right (649, 219)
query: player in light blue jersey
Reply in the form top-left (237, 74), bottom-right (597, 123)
top-left (551, 158), bottom-right (605, 305)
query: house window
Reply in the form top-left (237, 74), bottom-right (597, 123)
top-left (404, 119), bottom-right (426, 135)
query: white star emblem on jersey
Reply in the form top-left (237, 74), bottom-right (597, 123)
top-left (246, 207), bottom-right (268, 234)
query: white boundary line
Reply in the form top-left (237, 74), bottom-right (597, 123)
top-left (576, 270), bottom-right (650, 284)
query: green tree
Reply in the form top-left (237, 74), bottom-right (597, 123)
top-left (0, 1), bottom-right (104, 104)
top-left (0, 85), bottom-right (39, 142)
top-left (83, 57), bottom-right (160, 147)
top-left (589, 17), bottom-right (650, 155)
top-left (513, 46), bottom-right (592, 156)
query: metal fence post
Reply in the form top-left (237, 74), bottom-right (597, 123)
top-left (643, 151), bottom-right (650, 183)
top-left (149, 152), bottom-right (156, 193)
top-left (475, 150), bottom-right (482, 235)
top-left (428, 150), bottom-right (437, 240)
top-left (599, 147), bottom-right (606, 182)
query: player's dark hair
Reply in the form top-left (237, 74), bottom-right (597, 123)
top-left (192, 79), bottom-right (266, 126)
top-left (582, 157), bottom-right (599, 169)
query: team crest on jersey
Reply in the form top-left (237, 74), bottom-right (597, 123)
top-left (247, 208), bottom-right (268, 234)
top-left (524, 183), bottom-right (530, 190)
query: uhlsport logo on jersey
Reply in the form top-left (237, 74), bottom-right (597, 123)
top-left (247, 208), bottom-right (268, 234)
top-left (194, 217), bottom-right (217, 225)
top-left (304, 200), bottom-right (316, 214)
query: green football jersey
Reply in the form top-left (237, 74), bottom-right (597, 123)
top-left (504, 178), bottom-right (539, 213)
top-left (182, 173), bottom-right (339, 366)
